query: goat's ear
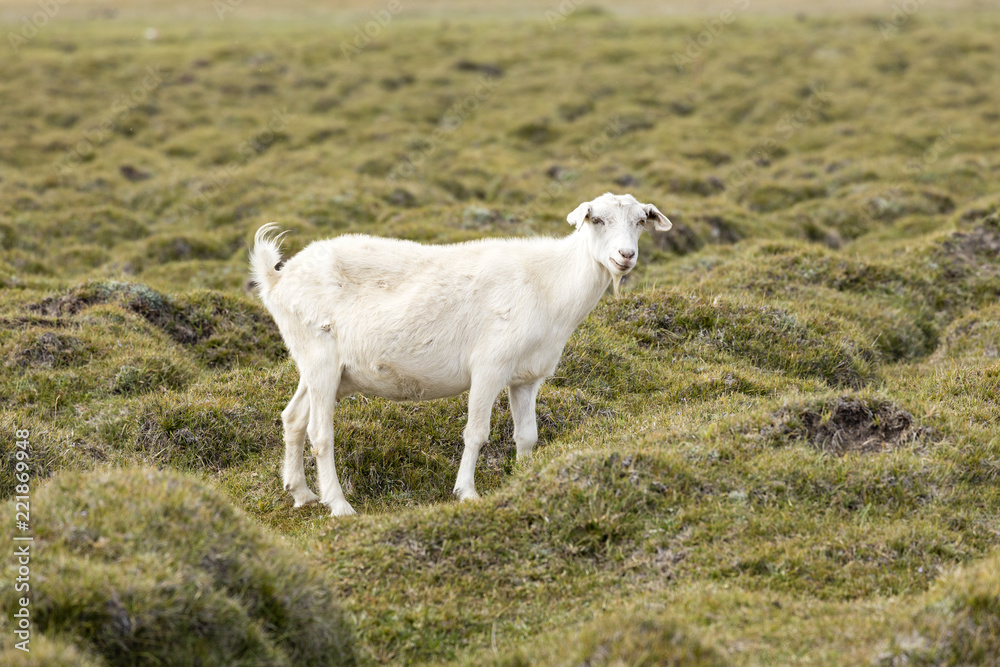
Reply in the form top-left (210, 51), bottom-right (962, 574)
top-left (567, 202), bottom-right (592, 230)
top-left (643, 204), bottom-right (672, 231)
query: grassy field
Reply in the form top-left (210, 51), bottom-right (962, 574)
top-left (2, 2), bottom-right (1000, 664)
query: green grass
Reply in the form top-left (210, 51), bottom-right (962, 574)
top-left (2, 4), bottom-right (1000, 665)
top-left (0, 467), bottom-right (355, 665)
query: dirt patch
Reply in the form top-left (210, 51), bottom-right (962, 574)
top-left (766, 397), bottom-right (926, 454)
top-left (0, 316), bottom-right (75, 330)
top-left (9, 331), bottom-right (88, 369)
top-left (937, 215), bottom-right (1000, 278)
top-left (28, 292), bottom-right (89, 318)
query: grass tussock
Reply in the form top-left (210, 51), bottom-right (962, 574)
top-left (881, 552), bottom-right (1000, 665)
top-left (495, 612), bottom-right (726, 667)
top-left (27, 281), bottom-right (284, 367)
top-left (0, 467), bottom-right (356, 666)
top-left (604, 290), bottom-right (877, 387)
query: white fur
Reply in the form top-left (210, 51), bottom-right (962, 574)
top-left (250, 193), bottom-right (670, 516)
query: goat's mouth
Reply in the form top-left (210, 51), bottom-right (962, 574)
top-left (609, 257), bottom-right (634, 273)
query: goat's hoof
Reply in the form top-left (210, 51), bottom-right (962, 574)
top-left (328, 499), bottom-right (357, 517)
top-left (454, 487), bottom-right (480, 502)
top-left (291, 488), bottom-right (320, 507)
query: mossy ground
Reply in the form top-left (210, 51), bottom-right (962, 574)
top-left (2, 2), bottom-right (1000, 664)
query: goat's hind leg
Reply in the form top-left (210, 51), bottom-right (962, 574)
top-left (510, 380), bottom-right (542, 462)
top-left (282, 378), bottom-right (319, 507)
top-left (305, 363), bottom-right (355, 517)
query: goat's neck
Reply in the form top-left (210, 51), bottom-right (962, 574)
top-left (545, 231), bottom-right (612, 330)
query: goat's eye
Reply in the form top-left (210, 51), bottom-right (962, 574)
top-left (591, 217), bottom-right (604, 225)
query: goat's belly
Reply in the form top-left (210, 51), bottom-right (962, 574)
top-left (339, 363), bottom-right (470, 402)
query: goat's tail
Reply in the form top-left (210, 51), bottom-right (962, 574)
top-left (250, 223), bottom-right (288, 297)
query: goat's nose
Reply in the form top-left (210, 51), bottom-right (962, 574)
top-left (619, 249), bottom-right (636, 260)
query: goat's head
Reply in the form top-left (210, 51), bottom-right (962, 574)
top-left (567, 193), bottom-right (671, 292)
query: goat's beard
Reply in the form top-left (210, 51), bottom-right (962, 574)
top-left (612, 274), bottom-right (622, 299)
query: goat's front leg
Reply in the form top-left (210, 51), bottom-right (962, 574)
top-left (282, 378), bottom-right (320, 507)
top-left (509, 380), bottom-right (543, 462)
top-left (306, 374), bottom-right (355, 517)
top-left (454, 374), bottom-right (505, 502)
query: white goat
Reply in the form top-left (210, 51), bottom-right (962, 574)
top-left (250, 193), bottom-right (671, 516)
